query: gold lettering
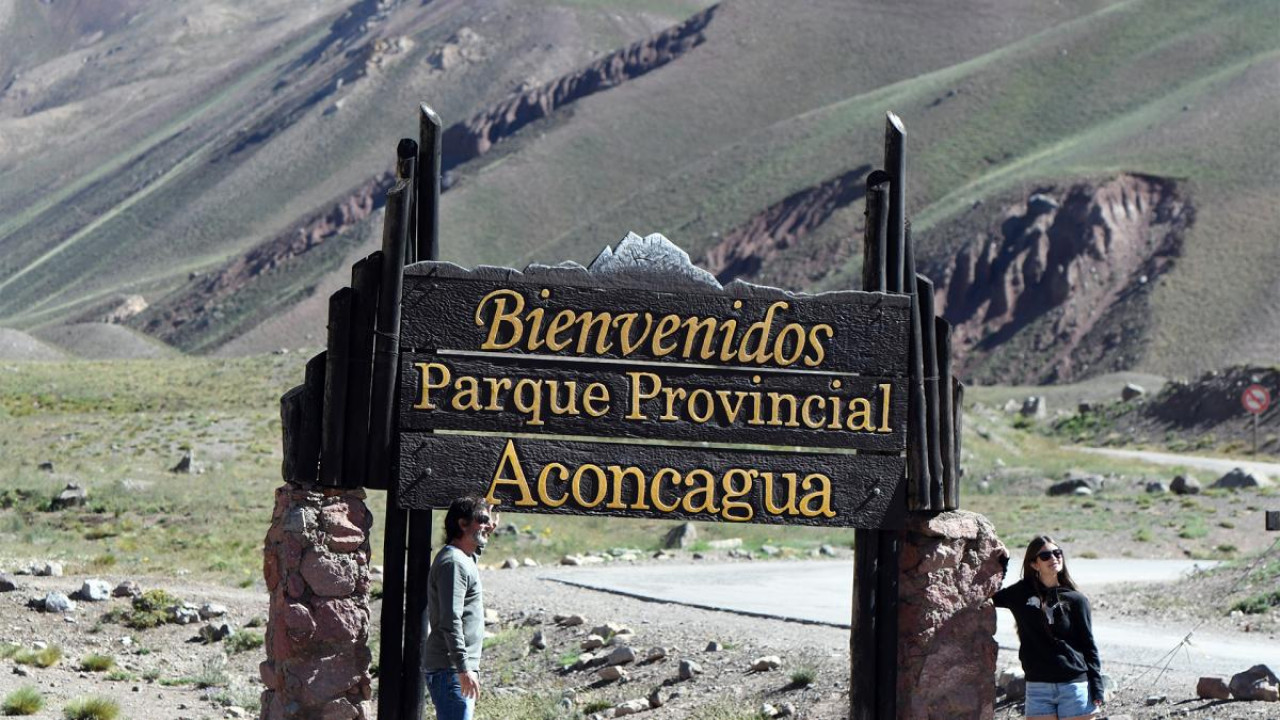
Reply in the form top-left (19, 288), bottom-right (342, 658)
top-left (512, 379), bottom-right (545, 426)
top-left (614, 313), bottom-right (654, 355)
top-left (582, 383), bottom-right (610, 418)
top-left (607, 466), bottom-right (650, 510)
top-left (772, 323), bottom-right (807, 366)
top-left (476, 289), bottom-right (525, 350)
top-left (680, 316), bottom-right (720, 360)
top-left (652, 314), bottom-right (682, 356)
top-left (544, 310), bottom-right (578, 351)
top-left (451, 375), bottom-right (482, 411)
top-left (737, 301), bottom-right (789, 364)
top-left (879, 383), bottom-right (893, 432)
top-left (484, 377), bottom-right (512, 411)
top-left (650, 468), bottom-right (681, 512)
top-left (721, 469), bottom-right (754, 522)
top-left (798, 474), bottom-right (836, 517)
top-left (846, 397), bottom-right (874, 431)
top-left (575, 312), bottom-right (615, 354)
top-left (767, 392), bottom-right (801, 428)
top-left (571, 464), bottom-right (608, 508)
top-left (660, 387), bottom-right (686, 421)
top-left (681, 469), bottom-right (719, 514)
top-left (715, 390), bottom-right (747, 424)
top-left (486, 440), bottom-right (535, 507)
top-left (413, 362), bottom-right (451, 410)
top-left (801, 395), bottom-right (826, 429)
top-left (762, 471), bottom-right (799, 515)
top-left (804, 324), bottom-right (834, 367)
top-left (547, 381), bottom-right (580, 415)
top-left (537, 463), bottom-right (570, 508)
top-left (687, 388), bottom-right (714, 424)
top-left (626, 372), bottom-right (661, 420)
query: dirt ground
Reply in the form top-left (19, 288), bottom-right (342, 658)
top-left (1, 556), bottom-right (1278, 720)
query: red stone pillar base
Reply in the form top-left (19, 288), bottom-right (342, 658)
top-left (261, 485), bottom-right (374, 720)
top-left (897, 511), bottom-right (1008, 720)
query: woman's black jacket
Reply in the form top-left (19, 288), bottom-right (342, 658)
top-left (993, 578), bottom-right (1103, 703)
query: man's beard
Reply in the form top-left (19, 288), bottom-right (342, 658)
top-left (471, 525), bottom-right (489, 555)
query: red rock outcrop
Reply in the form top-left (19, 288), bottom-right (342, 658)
top-left (937, 174), bottom-right (1191, 384)
top-left (700, 166), bottom-right (869, 288)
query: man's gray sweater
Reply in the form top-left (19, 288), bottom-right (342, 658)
top-left (424, 544), bottom-right (484, 672)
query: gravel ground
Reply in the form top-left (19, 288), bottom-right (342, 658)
top-left (1, 559), bottom-right (1278, 719)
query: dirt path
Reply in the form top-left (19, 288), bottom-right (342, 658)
top-left (1073, 447), bottom-right (1280, 477)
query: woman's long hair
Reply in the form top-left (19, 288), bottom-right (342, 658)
top-left (1021, 534), bottom-right (1081, 593)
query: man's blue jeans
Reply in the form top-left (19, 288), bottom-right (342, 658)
top-left (425, 669), bottom-right (474, 720)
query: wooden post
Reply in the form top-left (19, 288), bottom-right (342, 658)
top-left (343, 255), bottom-right (380, 486)
top-left (952, 378), bottom-right (965, 509)
top-left (297, 353), bottom-right (326, 485)
top-left (917, 274), bottom-right (944, 510)
top-left (936, 318), bottom-right (957, 510)
top-left (863, 170), bottom-right (890, 294)
top-left (417, 104), bottom-right (442, 264)
top-left (850, 528), bottom-right (878, 720)
top-left (319, 289), bottom-right (353, 487)
top-left (280, 385), bottom-right (304, 483)
top-left (372, 180), bottom-right (411, 720)
top-left (904, 233), bottom-right (932, 511)
top-left (885, 114), bottom-right (906, 294)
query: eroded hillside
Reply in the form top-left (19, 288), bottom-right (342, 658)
top-left (936, 175), bottom-right (1192, 384)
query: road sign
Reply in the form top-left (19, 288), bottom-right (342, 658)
top-left (1242, 384), bottom-right (1270, 415)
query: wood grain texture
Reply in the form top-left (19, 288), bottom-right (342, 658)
top-left (399, 434), bottom-right (904, 529)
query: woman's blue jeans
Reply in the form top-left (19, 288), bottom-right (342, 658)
top-left (425, 669), bottom-right (474, 720)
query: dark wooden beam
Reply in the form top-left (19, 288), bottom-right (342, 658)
top-left (320, 289), bottom-right (353, 487)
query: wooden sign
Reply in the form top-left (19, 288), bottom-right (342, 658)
top-left (397, 234), bottom-right (911, 528)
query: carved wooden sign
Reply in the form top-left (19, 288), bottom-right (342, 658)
top-left (397, 234), bottom-right (911, 528)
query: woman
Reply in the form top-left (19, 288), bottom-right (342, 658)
top-left (993, 536), bottom-right (1103, 720)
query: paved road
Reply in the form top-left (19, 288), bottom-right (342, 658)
top-left (1074, 447), bottom-right (1280, 477)
top-left (544, 558), bottom-right (1279, 679)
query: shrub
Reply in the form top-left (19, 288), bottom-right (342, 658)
top-left (14, 645), bottom-right (62, 668)
top-left (1232, 590), bottom-right (1280, 615)
top-left (105, 589), bottom-right (181, 630)
top-left (226, 630), bottom-right (264, 654)
top-left (62, 697), bottom-right (120, 720)
top-left (2, 686), bottom-right (44, 715)
top-left (80, 654), bottom-right (115, 672)
top-left (788, 665), bottom-right (818, 688)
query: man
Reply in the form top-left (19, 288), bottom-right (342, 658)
top-left (424, 496), bottom-right (498, 720)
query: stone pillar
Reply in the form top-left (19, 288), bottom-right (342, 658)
top-left (897, 511), bottom-right (1008, 720)
top-left (261, 485), bottom-right (374, 720)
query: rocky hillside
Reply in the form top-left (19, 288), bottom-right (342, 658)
top-left (935, 174), bottom-right (1192, 385)
top-left (1, 0), bottom-right (1277, 382)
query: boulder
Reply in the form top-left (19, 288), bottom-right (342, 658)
top-left (0, 573), bottom-right (18, 592)
top-left (1170, 474), bottom-right (1201, 495)
top-left (170, 603), bottom-right (201, 625)
top-left (596, 666), bottom-right (626, 682)
top-left (43, 591), bottom-right (76, 613)
top-left (77, 579), bottom-right (111, 602)
top-left (644, 647), bottom-right (667, 663)
top-left (605, 646), bottom-right (636, 666)
top-left (613, 699), bottom-right (647, 715)
top-left (705, 641), bottom-right (722, 652)
top-left (678, 659), bottom-right (702, 680)
top-left (1020, 396), bottom-right (1046, 419)
top-left (662, 523), bottom-right (697, 549)
top-left (554, 614), bottom-right (586, 627)
top-left (1212, 468), bottom-right (1271, 490)
top-left (199, 602), bottom-right (229, 619)
top-left (1122, 383), bottom-right (1145, 401)
top-left (1196, 676), bottom-right (1230, 700)
top-left (501, 558), bottom-right (520, 569)
top-left (751, 655), bottom-right (782, 671)
top-left (1145, 481), bottom-right (1169, 494)
top-left (199, 622), bottom-right (235, 643)
top-left (997, 666), bottom-right (1026, 700)
top-left (1048, 474), bottom-right (1102, 496)
top-left (170, 449), bottom-right (196, 473)
top-left (51, 483), bottom-right (87, 510)
top-left (581, 635), bottom-right (605, 651)
top-left (112, 580), bottom-right (141, 598)
top-left (1229, 664), bottom-right (1279, 701)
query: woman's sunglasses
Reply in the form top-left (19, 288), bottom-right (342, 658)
top-left (1036, 549), bottom-right (1064, 561)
